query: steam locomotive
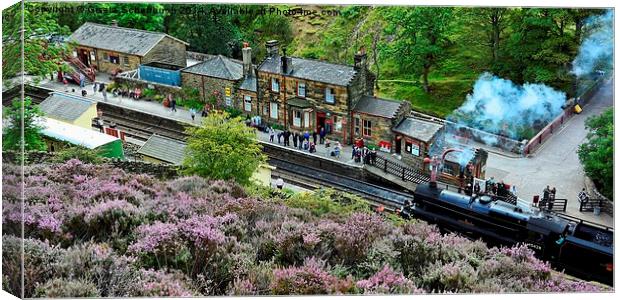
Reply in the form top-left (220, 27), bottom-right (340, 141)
top-left (400, 183), bottom-right (614, 286)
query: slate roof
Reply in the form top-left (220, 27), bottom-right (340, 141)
top-left (137, 134), bottom-right (187, 165)
top-left (69, 22), bottom-right (188, 56)
top-left (287, 97), bottom-right (313, 108)
top-left (181, 55), bottom-right (244, 81)
top-left (39, 92), bottom-right (96, 122)
top-left (239, 76), bottom-right (257, 92)
top-left (353, 96), bottom-right (405, 119)
top-left (258, 55), bottom-right (358, 86)
top-left (392, 117), bottom-right (443, 143)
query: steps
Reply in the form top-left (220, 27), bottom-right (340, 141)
top-left (64, 56), bottom-right (96, 84)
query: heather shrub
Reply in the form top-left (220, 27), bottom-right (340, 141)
top-left (357, 265), bottom-right (422, 294)
top-left (270, 257), bottom-right (354, 295)
top-left (133, 269), bottom-right (196, 297)
top-left (34, 278), bottom-right (100, 297)
top-left (2, 235), bottom-right (64, 298)
top-left (2, 160), bottom-right (606, 297)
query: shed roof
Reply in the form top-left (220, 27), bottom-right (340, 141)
top-left (393, 117), bottom-right (443, 143)
top-left (287, 97), bottom-right (313, 108)
top-left (353, 95), bottom-right (405, 119)
top-left (137, 134), bottom-right (187, 165)
top-left (69, 22), bottom-right (188, 56)
top-left (181, 55), bottom-right (243, 81)
top-left (258, 55), bottom-right (357, 86)
top-left (40, 117), bottom-right (119, 149)
top-left (39, 92), bottom-right (96, 123)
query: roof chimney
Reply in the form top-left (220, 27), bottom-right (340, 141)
top-left (266, 40), bottom-right (279, 57)
top-left (280, 47), bottom-right (293, 74)
top-left (242, 42), bottom-right (252, 77)
top-left (111, 20), bottom-right (118, 27)
top-left (354, 47), bottom-right (367, 70)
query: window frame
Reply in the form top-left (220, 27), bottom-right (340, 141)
top-left (325, 87), bottom-right (335, 104)
top-left (362, 119), bottom-right (372, 137)
top-left (270, 102), bottom-right (279, 119)
top-left (354, 117), bottom-right (360, 135)
top-left (297, 82), bottom-right (306, 98)
top-left (271, 78), bottom-right (280, 92)
top-left (244, 95), bottom-right (252, 112)
top-left (293, 110), bottom-right (302, 127)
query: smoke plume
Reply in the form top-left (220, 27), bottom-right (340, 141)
top-left (572, 10), bottom-right (614, 77)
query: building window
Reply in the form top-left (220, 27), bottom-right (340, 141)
top-left (354, 117), bottom-right (360, 135)
top-left (325, 87), bottom-right (335, 104)
top-left (362, 119), bottom-right (372, 137)
top-left (271, 78), bottom-right (280, 92)
top-left (442, 164), bottom-right (456, 176)
top-left (122, 56), bottom-right (130, 67)
top-left (405, 139), bottom-right (420, 156)
top-left (293, 110), bottom-right (302, 127)
top-left (270, 102), bottom-right (278, 119)
top-left (297, 82), bottom-right (306, 97)
top-left (304, 111), bottom-right (310, 128)
top-left (107, 53), bottom-right (119, 64)
top-left (262, 105), bottom-right (269, 116)
top-left (244, 95), bottom-right (252, 112)
top-left (333, 116), bottom-right (342, 132)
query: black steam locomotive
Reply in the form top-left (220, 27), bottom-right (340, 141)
top-left (400, 183), bottom-right (613, 286)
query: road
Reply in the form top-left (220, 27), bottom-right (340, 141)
top-left (486, 79), bottom-right (614, 227)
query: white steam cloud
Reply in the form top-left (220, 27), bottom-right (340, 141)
top-left (572, 10), bottom-right (614, 77)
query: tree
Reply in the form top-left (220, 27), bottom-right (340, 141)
top-left (2, 97), bottom-right (47, 152)
top-left (72, 3), bottom-right (167, 31)
top-left (578, 108), bottom-right (613, 200)
top-left (183, 111), bottom-right (265, 185)
top-left (2, 2), bottom-right (73, 81)
top-left (164, 4), bottom-right (240, 56)
top-left (385, 7), bottom-right (454, 93)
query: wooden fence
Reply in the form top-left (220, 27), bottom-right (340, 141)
top-left (371, 154), bottom-right (430, 184)
top-left (538, 198), bottom-right (568, 213)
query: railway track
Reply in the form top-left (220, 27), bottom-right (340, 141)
top-left (269, 157), bottom-right (413, 211)
top-left (2, 85), bottom-right (54, 106)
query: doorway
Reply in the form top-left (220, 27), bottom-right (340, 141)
top-left (79, 49), bottom-right (90, 66)
top-left (316, 112), bottom-right (326, 132)
top-left (395, 136), bottom-right (402, 154)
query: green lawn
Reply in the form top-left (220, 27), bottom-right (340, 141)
top-left (377, 78), bottom-right (474, 118)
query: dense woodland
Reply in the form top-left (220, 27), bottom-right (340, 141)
top-left (2, 3), bottom-right (606, 117)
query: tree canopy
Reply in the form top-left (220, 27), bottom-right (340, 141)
top-left (2, 2), bottom-right (73, 82)
top-left (2, 97), bottom-right (47, 152)
top-left (183, 111), bottom-right (266, 185)
top-left (578, 108), bottom-right (613, 200)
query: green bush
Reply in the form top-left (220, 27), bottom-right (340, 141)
top-left (52, 146), bottom-right (103, 164)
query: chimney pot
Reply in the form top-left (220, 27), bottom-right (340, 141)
top-left (266, 40), bottom-right (280, 57)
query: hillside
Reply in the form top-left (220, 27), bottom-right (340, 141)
top-left (2, 159), bottom-right (605, 297)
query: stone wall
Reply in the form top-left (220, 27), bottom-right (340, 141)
top-left (351, 113), bottom-right (395, 148)
top-left (94, 48), bottom-right (141, 74)
top-left (143, 36), bottom-right (187, 68)
top-left (180, 72), bottom-right (239, 108)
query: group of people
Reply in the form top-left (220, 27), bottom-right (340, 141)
top-left (484, 177), bottom-right (513, 198)
top-left (351, 144), bottom-right (378, 165)
top-left (269, 128), bottom-right (320, 154)
top-left (110, 86), bottom-right (142, 100)
top-left (540, 185), bottom-right (558, 209)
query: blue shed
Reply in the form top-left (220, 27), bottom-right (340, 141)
top-left (138, 62), bottom-right (182, 86)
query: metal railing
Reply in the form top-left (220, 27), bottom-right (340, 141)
top-left (579, 198), bottom-right (613, 216)
top-left (370, 154), bottom-right (430, 184)
top-left (538, 198), bottom-right (568, 213)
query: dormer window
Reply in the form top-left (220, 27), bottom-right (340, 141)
top-left (271, 78), bottom-right (280, 92)
top-left (297, 82), bottom-right (306, 97)
top-left (325, 87), bottom-right (335, 104)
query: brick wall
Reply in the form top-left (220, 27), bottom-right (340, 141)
top-left (94, 49), bottom-right (141, 74)
top-left (181, 72), bottom-right (238, 108)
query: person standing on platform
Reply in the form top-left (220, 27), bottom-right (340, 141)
top-left (93, 82), bottom-right (98, 95)
top-left (269, 127), bottom-right (275, 142)
top-left (171, 97), bottom-right (177, 112)
top-left (312, 131), bottom-right (317, 145)
top-left (543, 185), bottom-right (550, 203)
top-left (101, 84), bottom-right (108, 102)
top-left (284, 130), bottom-right (291, 147)
top-left (298, 134), bottom-right (303, 150)
top-left (303, 131), bottom-right (310, 142)
top-left (277, 131), bottom-right (283, 144)
top-left (190, 108), bottom-right (197, 121)
top-left (319, 127), bottom-right (326, 144)
top-left (293, 132), bottom-right (299, 148)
